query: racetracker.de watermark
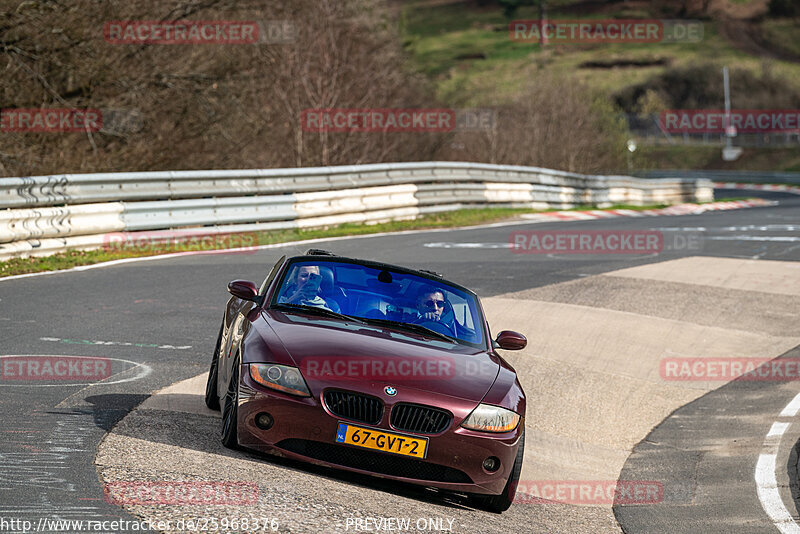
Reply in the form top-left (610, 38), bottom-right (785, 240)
top-left (509, 230), bottom-right (704, 255)
top-left (300, 108), bottom-right (496, 133)
top-left (0, 108), bottom-right (143, 134)
top-left (660, 358), bottom-right (800, 381)
top-left (660, 109), bottom-right (800, 134)
top-left (509, 19), bottom-right (703, 43)
top-left (301, 357), bottom-right (457, 381)
top-left (514, 480), bottom-right (664, 505)
top-left (510, 230), bottom-right (660, 254)
top-left (104, 20), bottom-right (295, 44)
top-left (0, 356), bottom-right (112, 381)
top-left (102, 231), bottom-right (258, 255)
top-left (0, 109), bottom-right (102, 133)
top-left (103, 481), bottom-right (259, 505)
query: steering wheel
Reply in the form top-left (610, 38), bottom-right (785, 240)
top-left (412, 317), bottom-right (457, 337)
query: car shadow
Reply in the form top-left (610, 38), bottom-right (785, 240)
top-left (84, 392), bottom-right (482, 513)
top-left (82, 393), bottom-right (151, 431)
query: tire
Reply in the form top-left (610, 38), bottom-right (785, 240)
top-left (221, 357), bottom-right (240, 449)
top-left (204, 322), bottom-right (224, 410)
top-left (473, 429), bottom-right (525, 514)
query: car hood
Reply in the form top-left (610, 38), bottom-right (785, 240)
top-left (258, 309), bottom-right (500, 403)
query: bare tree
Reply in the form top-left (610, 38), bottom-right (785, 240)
top-left (437, 73), bottom-right (628, 173)
top-left (0, 0), bottom-right (626, 177)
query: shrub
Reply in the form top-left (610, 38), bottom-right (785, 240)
top-left (614, 63), bottom-right (800, 112)
top-left (437, 73), bottom-right (628, 173)
top-left (769, 0), bottom-right (800, 17)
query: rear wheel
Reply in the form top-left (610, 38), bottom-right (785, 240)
top-left (204, 322), bottom-right (224, 410)
top-left (221, 358), bottom-right (240, 449)
top-left (472, 429), bottom-right (525, 513)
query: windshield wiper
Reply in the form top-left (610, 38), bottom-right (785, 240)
top-left (272, 304), bottom-right (455, 342)
top-left (271, 303), bottom-right (366, 324)
top-left (361, 318), bottom-right (457, 344)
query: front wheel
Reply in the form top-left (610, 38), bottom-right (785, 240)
top-left (204, 322), bottom-right (224, 410)
top-left (221, 359), bottom-right (240, 449)
top-left (472, 429), bottom-right (525, 513)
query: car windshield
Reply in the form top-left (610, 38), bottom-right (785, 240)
top-left (270, 258), bottom-right (486, 348)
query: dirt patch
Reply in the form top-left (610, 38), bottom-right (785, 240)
top-left (719, 16), bottom-right (800, 63)
top-left (579, 57), bottom-right (672, 69)
top-left (455, 52), bottom-right (488, 60)
top-left (716, 0), bottom-right (770, 19)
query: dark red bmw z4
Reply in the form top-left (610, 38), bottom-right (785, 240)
top-left (205, 249), bottom-right (527, 513)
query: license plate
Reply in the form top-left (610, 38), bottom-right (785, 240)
top-left (335, 423), bottom-right (428, 459)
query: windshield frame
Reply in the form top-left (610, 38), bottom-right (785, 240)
top-left (267, 255), bottom-right (489, 350)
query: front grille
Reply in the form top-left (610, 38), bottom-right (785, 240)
top-left (276, 439), bottom-right (472, 484)
top-left (391, 403), bottom-right (451, 434)
top-left (324, 390), bottom-right (383, 425)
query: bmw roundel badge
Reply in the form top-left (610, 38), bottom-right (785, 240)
top-left (384, 386), bottom-right (397, 396)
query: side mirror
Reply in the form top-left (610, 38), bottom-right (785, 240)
top-left (228, 280), bottom-right (259, 301)
top-left (495, 330), bottom-right (527, 350)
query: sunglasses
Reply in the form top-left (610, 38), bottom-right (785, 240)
top-left (423, 299), bottom-right (445, 309)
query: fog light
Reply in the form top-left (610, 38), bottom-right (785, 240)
top-left (482, 456), bottom-right (500, 472)
top-left (255, 412), bottom-right (274, 430)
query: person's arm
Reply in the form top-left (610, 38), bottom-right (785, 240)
top-left (279, 284), bottom-right (306, 304)
top-left (323, 297), bottom-right (340, 313)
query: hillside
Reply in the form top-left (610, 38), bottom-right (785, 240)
top-left (399, 0), bottom-right (800, 171)
top-left (0, 0), bottom-right (798, 176)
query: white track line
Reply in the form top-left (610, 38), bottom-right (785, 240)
top-left (756, 395), bottom-right (800, 533)
top-left (0, 220), bottom-right (552, 283)
top-left (0, 355), bottom-right (152, 387)
top-left (0, 196), bottom-right (776, 284)
top-left (781, 395), bottom-right (800, 418)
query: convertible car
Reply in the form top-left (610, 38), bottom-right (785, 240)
top-left (205, 250), bottom-right (527, 512)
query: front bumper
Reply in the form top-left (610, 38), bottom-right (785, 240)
top-left (236, 372), bottom-right (523, 496)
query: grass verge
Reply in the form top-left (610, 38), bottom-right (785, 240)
top-left (0, 204), bottom-right (676, 278)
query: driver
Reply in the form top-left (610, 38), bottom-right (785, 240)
top-left (279, 265), bottom-right (332, 309)
top-left (415, 286), bottom-right (448, 322)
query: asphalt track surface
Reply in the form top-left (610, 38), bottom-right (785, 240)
top-left (0, 188), bottom-right (798, 533)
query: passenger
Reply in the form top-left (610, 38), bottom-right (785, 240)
top-left (279, 265), bottom-right (332, 309)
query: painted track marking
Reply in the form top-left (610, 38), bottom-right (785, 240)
top-left (0, 197), bottom-right (776, 284)
top-left (0, 355), bottom-right (152, 387)
top-left (39, 336), bottom-right (191, 350)
top-left (756, 394), bottom-right (800, 533)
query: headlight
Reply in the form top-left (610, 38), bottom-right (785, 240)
top-left (249, 364), bottom-right (311, 397)
top-left (461, 403), bottom-right (520, 433)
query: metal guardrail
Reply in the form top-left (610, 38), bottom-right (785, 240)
top-left (623, 113), bottom-right (800, 148)
top-left (0, 161), bottom-right (704, 208)
top-left (0, 162), bottom-right (713, 260)
top-left (634, 170), bottom-right (800, 185)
